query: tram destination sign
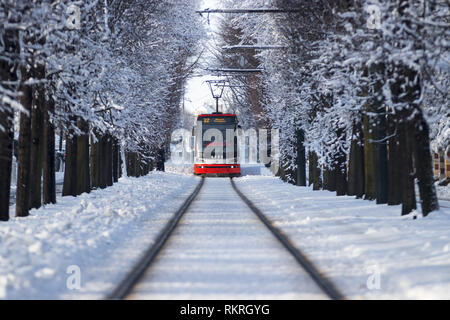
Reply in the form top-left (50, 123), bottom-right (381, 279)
top-left (200, 116), bottom-right (236, 125)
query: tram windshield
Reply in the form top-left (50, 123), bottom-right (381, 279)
top-left (197, 117), bottom-right (238, 160)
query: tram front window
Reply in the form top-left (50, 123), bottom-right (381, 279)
top-left (201, 124), bottom-right (237, 160)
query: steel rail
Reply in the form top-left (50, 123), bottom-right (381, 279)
top-left (230, 178), bottom-right (346, 300)
top-left (106, 177), bottom-right (205, 300)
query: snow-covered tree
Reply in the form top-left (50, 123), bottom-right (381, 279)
top-left (217, 0), bottom-right (448, 215)
top-left (0, 0), bottom-right (204, 220)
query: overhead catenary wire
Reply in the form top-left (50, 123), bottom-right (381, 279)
top-left (206, 68), bottom-right (263, 74)
top-left (197, 8), bottom-right (303, 14)
top-left (222, 45), bottom-right (286, 50)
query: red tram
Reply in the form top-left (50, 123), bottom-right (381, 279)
top-left (193, 113), bottom-right (241, 177)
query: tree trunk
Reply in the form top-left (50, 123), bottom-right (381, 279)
top-left (126, 151), bottom-right (135, 177)
top-left (363, 109), bottom-right (376, 200)
top-left (0, 107), bottom-right (13, 221)
top-left (387, 110), bottom-right (402, 205)
top-left (59, 128), bottom-right (63, 152)
top-left (412, 109), bottom-right (439, 216)
top-left (296, 129), bottom-right (306, 186)
top-left (105, 135), bottom-right (113, 186)
top-left (119, 148), bottom-right (124, 178)
top-left (373, 101), bottom-right (388, 204)
top-left (335, 141), bottom-right (348, 196)
top-left (309, 151), bottom-right (322, 190)
top-left (29, 71), bottom-right (45, 210)
top-left (43, 97), bottom-right (56, 204)
top-left (125, 151), bottom-right (132, 177)
top-left (308, 151), bottom-right (314, 187)
top-left (135, 153), bottom-right (142, 177)
top-left (401, 119), bottom-right (416, 215)
top-left (112, 138), bottom-right (119, 183)
top-left (99, 135), bottom-right (108, 188)
top-left (374, 117), bottom-right (388, 204)
top-left (16, 78), bottom-right (33, 217)
top-left (90, 132), bottom-right (100, 189)
top-left (323, 167), bottom-right (336, 191)
top-left (76, 119), bottom-right (90, 195)
top-left (390, 69), bottom-right (417, 215)
top-left (348, 121), bottom-right (365, 198)
top-left (62, 128), bottom-right (78, 197)
top-left (0, 36), bottom-right (16, 221)
top-left (394, 0), bottom-right (438, 216)
top-left (55, 127), bottom-right (63, 172)
top-left (156, 146), bottom-right (165, 171)
top-left (367, 62), bottom-right (389, 204)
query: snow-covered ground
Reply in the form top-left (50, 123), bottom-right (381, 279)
top-left (9, 172), bottom-right (64, 206)
top-left (1, 163), bottom-right (449, 299)
top-left (165, 162), bottom-right (194, 175)
top-left (129, 178), bottom-right (326, 299)
top-left (437, 184), bottom-right (450, 200)
top-left (1, 172), bottom-right (199, 299)
top-left (234, 175), bottom-right (450, 299)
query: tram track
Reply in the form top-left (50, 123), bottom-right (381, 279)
top-left (107, 176), bottom-right (345, 300)
top-left (230, 178), bottom-right (346, 300)
top-left (107, 177), bottom-right (205, 300)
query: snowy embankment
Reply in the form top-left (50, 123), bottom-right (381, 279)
top-left (437, 184), bottom-right (450, 200)
top-left (1, 172), bottom-right (199, 299)
top-left (164, 162), bottom-right (194, 175)
top-left (234, 176), bottom-right (450, 299)
top-left (9, 172), bottom-right (64, 205)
